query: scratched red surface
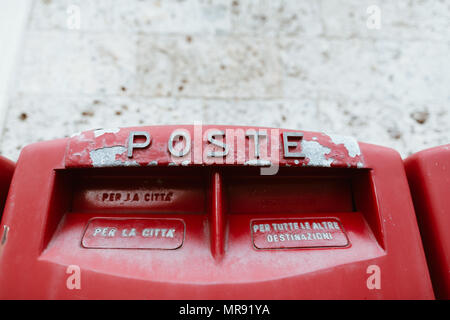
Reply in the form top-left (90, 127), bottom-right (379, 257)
top-left (65, 125), bottom-right (366, 168)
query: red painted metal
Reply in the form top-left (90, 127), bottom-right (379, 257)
top-left (0, 125), bottom-right (434, 299)
top-left (405, 144), bottom-right (450, 299)
top-left (65, 126), bottom-right (365, 169)
top-left (210, 171), bottom-right (225, 261)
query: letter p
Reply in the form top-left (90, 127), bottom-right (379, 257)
top-left (128, 131), bottom-right (151, 158)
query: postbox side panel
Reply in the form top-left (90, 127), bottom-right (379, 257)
top-left (360, 143), bottom-right (434, 299)
top-left (405, 145), bottom-right (450, 299)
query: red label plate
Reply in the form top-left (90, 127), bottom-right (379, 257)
top-left (251, 218), bottom-right (349, 249)
top-left (82, 218), bottom-right (185, 249)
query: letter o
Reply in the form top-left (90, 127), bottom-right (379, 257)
top-left (168, 129), bottom-right (191, 157)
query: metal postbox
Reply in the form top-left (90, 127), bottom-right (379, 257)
top-left (0, 125), bottom-right (434, 299)
top-left (405, 144), bottom-right (450, 299)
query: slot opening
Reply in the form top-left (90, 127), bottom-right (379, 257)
top-left (42, 166), bottom-right (383, 253)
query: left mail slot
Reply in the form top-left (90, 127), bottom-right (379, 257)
top-left (82, 218), bottom-right (185, 249)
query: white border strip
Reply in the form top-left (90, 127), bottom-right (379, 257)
top-left (0, 0), bottom-right (32, 151)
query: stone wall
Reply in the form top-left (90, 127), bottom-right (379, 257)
top-left (2, 0), bottom-right (449, 160)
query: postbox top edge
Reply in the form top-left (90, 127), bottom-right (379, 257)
top-left (64, 125), bottom-right (367, 169)
top-left (405, 143), bottom-right (450, 162)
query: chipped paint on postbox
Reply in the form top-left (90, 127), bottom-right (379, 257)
top-left (82, 218), bottom-right (185, 249)
top-left (251, 218), bottom-right (349, 249)
top-left (65, 126), bottom-right (366, 169)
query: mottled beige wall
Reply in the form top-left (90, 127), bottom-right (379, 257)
top-left (2, 0), bottom-right (449, 160)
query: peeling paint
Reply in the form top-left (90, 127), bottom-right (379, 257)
top-left (70, 131), bottom-right (82, 138)
top-left (244, 159), bottom-right (272, 166)
top-left (65, 126), bottom-right (367, 169)
top-left (89, 146), bottom-right (139, 167)
top-left (94, 128), bottom-right (120, 138)
top-left (328, 134), bottom-right (361, 158)
top-left (301, 140), bottom-right (334, 167)
top-left (71, 150), bottom-right (88, 158)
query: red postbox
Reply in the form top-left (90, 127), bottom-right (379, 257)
top-left (0, 125), bottom-right (434, 299)
top-left (405, 144), bottom-right (450, 299)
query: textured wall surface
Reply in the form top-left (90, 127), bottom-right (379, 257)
top-left (1, 0), bottom-right (449, 160)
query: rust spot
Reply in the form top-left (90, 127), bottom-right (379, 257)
top-left (321, 51), bottom-right (330, 60)
top-left (411, 111), bottom-right (429, 124)
top-left (82, 111), bottom-right (94, 117)
top-left (388, 128), bottom-right (402, 140)
top-left (19, 113), bottom-right (28, 121)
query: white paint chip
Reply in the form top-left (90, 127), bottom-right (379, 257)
top-left (89, 145), bottom-right (138, 167)
top-left (328, 134), bottom-right (361, 158)
top-left (301, 140), bottom-right (333, 167)
top-left (94, 128), bottom-right (121, 138)
top-left (244, 159), bottom-right (272, 166)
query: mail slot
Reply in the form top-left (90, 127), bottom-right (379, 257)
top-left (405, 144), bottom-right (450, 299)
top-left (0, 155), bottom-right (14, 222)
top-left (0, 125), bottom-right (434, 299)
